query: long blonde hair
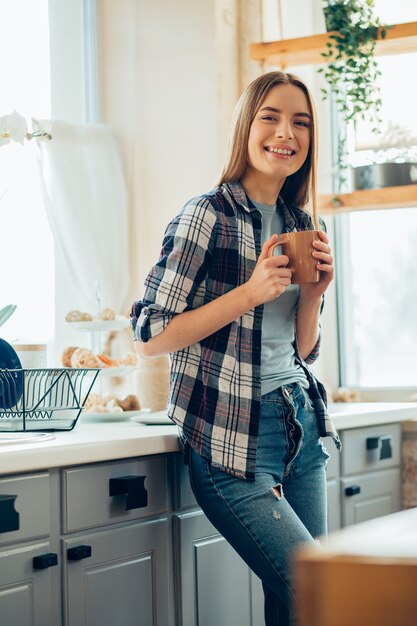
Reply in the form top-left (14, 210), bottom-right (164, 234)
top-left (218, 71), bottom-right (319, 226)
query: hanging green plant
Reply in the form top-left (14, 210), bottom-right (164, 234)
top-left (320, 0), bottom-right (389, 128)
top-left (319, 0), bottom-right (391, 190)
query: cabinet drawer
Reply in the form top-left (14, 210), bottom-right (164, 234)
top-left (341, 467), bottom-right (401, 526)
top-left (62, 456), bottom-right (168, 532)
top-left (341, 423), bottom-right (401, 476)
top-left (0, 473), bottom-right (50, 546)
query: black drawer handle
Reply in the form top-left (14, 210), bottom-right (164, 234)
top-left (345, 485), bottom-right (361, 497)
top-left (67, 545), bottom-right (92, 561)
top-left (366, 435), bottom-right (392, 460)
top-left (0, 494), bottom-right (20, 534)
top-left (33, 552), bottom-right (58, 569)
top-left (109, 475), bottom-right (148, 511)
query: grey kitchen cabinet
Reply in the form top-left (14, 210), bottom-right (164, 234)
top-left (0, 471), bottom-right (61, 626)
top-left (172, 452), bottom-right (265, 626)
top-left (173, 509), bottom-right (264, 626)
top-left (0, 537), bottom-right (59, 626)
top-left (61, 456), bottom-right (173, 626)
top-left (61, 457), bottom-right (169, 533)
top-left (340, 423), bottom-right (402, 527)
top-left (341, 468), bottom-right (401, 526)
top-left (0, 420), bottom-right (405, 626)
top-left (63, 517), bottom-right (170, 626)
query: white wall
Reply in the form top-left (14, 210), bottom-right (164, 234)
top-left (97, 0), bottom-right (220, 299)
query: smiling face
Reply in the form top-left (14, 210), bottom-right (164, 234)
top-left (241, 83), bottom-right (312, 203)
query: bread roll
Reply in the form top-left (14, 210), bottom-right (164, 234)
top-left (61, 346), bottom-right (78, 367)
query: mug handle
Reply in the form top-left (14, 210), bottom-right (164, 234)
top-left (267, 234), bottom-right (288, 258)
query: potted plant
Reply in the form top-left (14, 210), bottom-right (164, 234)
top-left (352, 121), bottom-right (417, 190)
top-left (319, 0), bottom-right (390, 191)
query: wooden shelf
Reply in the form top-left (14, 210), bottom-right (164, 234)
top-left (250, 21), bottom-right (417, 68)
top-left (318, 184), bottom-right (417, 215)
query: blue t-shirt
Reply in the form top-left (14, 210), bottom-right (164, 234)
top-left (251, 199), bottom-right (308, 395)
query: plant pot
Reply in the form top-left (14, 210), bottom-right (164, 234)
top-left (352, 162), bottom-right (417, 190)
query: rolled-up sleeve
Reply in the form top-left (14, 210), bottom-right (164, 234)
top-left (131, 302), bottom-right (173, 342)
top-left (130, 197), bottom-right (217, 342)
top-left (304, 328), bottom-right (321, 364)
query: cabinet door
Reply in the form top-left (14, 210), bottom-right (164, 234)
top-left (341, 468), bottom-right (401, 527)
top-left (173, 509), bottom-right (264, 626)
top-left (0, 540), bottom-right (60, 626)
top-left (327, 479), bottom-right (342, 532)
top-left (325, 442), bottom-right (341, 532)
top-left (63, 518), bottom-right (170, 626)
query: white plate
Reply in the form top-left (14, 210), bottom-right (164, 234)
top-left (66, 319), bottom-right (130, 332)
top-left (64, 366), bottom-right (139, 376)
top-left (0, 432), bottom-right (55, 445)
top-left (81, 409), bottom-right (150, 422)
top-left (96, 366), bottom-right (140, 377)
top-left (130, 410), bottom-right (173, 425)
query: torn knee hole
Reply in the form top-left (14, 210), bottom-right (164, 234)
top-left (271, 484), bottom-right (283, 500)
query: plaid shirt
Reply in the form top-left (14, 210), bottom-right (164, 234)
top-left (131, 182), bottom-right (341, 480)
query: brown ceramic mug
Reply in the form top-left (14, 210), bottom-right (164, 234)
top-left (268, 230), bottom-right (320, 284)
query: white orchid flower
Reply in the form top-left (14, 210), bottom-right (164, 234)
top-left (0, 110), bottom-right (28, 147)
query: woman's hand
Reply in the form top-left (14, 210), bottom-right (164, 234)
top-left (244, 234), bottom-right (292, 308)
top-left (299, 230), bottom-right (334, 301)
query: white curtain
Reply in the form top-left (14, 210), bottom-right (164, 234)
top-left (35, 120), bottom-right (130, 362)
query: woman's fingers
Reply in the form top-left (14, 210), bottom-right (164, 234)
top-left (313, 234), bottom-right (333, 267)
top-left (313, 249), bottom-right (333, 264)
top-left (266, 253), bottom-right (290, 269)
top-left (258, 234), bottom-right (278, 262)
top-left (316, 229), bottom-right (329, 244)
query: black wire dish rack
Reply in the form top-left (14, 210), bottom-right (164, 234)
top-left (0, 368), bottom-right (100, 431)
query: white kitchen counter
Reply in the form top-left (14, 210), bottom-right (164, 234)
top-left (0, 419), bottom-right (179, 475)
top-left (0, 402), bottom-right (416, 476)
top-left (328, 401), bottom-right (417, 429)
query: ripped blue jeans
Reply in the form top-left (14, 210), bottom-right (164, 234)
top-left (187, 383), bottom-right (330, 626)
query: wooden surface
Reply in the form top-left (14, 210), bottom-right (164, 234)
top-left (318, 184), bottom-right (417, 215)
top-left (250, 21), bottom-right (417, 68)
top-left (294, 508), bottom-right (417, 626)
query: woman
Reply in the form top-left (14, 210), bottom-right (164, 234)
top-left (131, 71), bottom-right (340, 625)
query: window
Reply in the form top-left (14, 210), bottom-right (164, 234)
top-left (336, 208), bottom-right (417, 388)
top-left (336, 0), bottom-right (417, 391)
top-left (0, 0), bottom-right (54, 345)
